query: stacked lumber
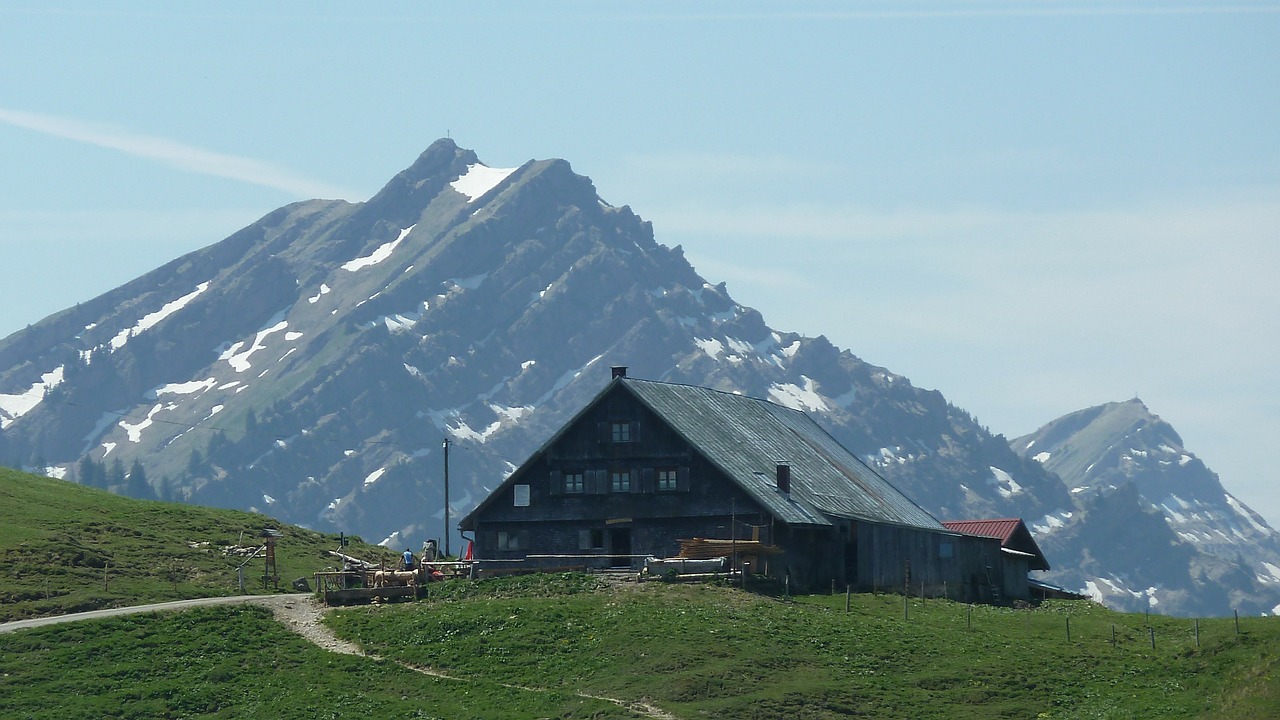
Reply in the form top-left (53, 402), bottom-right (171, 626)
top-left (677, 538), bottom-right (782, 559)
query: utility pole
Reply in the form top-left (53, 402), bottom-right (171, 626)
top-left (443, 437), bottom-right (451, 557)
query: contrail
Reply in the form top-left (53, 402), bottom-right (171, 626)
top-left (0, 107), bottom-right (355, 200)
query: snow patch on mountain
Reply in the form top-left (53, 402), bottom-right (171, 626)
top-left (377, 312), bottom-right (423, 333)
top-left (364, 467), bottom-right (386, 487)
top-left (0, 365), bottom-right (64, 428)
top-left (695, 338), bottom-right (724, 360)
top-left (532, 354), bottom-right (605, 407)
top-left (988, 466), bottom-right (1023, 498)
top-left (869, 446), bottom-right (915, 469)
top-left (307, 283), bottom-right (331, 304)
top-left (491, 404), bottom-right (533, 423)
top-left (1031, 510), bottom-right (1073, 536)
top-left (219, 312), bottom-right (290, 373)
top-left (451, 164), bottom-right (516, 202)
top-left (1083, 576), bottom-right (1159, 607)
top-left (119, 404), bottom-right (163, 443)
top-left (769, 376), bottom-right (828, 413)
top-left (1257, 562), bottom-right (1280, 585)
top-left (342, 225), bottom-right (414, 272)
top-left (110, 282), bottom-right (210, 351)
top-left (153, 378), bottom-right (217, 397)
top-left (1226, 494), bottom-right (1272, 535)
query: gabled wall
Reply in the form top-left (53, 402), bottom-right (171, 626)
top-left (468, 385), bottom-right (770, 567)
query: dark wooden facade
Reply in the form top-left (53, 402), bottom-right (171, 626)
top-left (460, 372), bottom-right (1038, 602)
top-left (462, 383), bottom-right (771, 568)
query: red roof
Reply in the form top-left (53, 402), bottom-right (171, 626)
top-left (942, 518), bottom-right (1050, 571)
top-left (941, 519), bottom-right (1023, 544)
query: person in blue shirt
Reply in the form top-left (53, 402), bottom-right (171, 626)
top-left (403, 548), bottom-right (415, 571)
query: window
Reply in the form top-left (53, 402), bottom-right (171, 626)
top-left (611, 421), bottom-right (632, 442)
top-left (611, 469), bottom-right (631, 492)
top-left (513, 484), bottom-right (530, 507)
top-left (498, 531), bottom-right (522, 551)
top-left (657, 468), bottom-right (678, 491)
top-left (938, 541), bottom-right (954, 559)
top-left (564, 471), bottom-right (585, 494)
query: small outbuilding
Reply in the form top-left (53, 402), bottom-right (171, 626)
top-left (942, 519), bottom-right (1051, 600)
top-left (460, 368), bottom-right (1046, 602)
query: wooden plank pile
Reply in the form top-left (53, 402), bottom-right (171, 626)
top-left (677, 538), bottom-right (782, 559)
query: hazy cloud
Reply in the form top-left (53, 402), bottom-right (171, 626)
top-left (0, 107), bottom-right (355, 199)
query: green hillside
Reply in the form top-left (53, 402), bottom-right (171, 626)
top-left (2, 574), bottom-right (1277, 719)
top-left (1, 468), bottom-right (1278, 718)
top-left (0, 603), bottom-right (626, 720)
top-left (0, 467), bottom-right (396, 621)
top-left (321, 577), bottom-right (1279, 719)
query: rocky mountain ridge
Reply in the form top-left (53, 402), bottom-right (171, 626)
top-left (0, 139), bottom-right (1274, 617)
top-left (1013, 400), bottom-right (1280, 615)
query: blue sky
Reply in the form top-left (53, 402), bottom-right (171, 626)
top-left (2, 2), bottom-right (1277, 526)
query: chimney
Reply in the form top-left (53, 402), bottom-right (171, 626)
top-left (776, 463), bottom-right (791, 494)
top-left (611, 366), bottom-right (628, 379)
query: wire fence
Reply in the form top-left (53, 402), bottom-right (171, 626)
top-left (798, 583), bottom-right (1269, 655)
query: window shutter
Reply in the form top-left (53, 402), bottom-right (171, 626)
top-left (630, 420), bottom-right (641, 443)
top-left (640, 467), bottom-right (655, 493)
top-left (579, 529), bottom-right (592, 550)
top-left (677, 465), bottom-right (691, 492)
top-left (587, 468), bottom-right (607, 494)
top-left (630, 467), bottom-right (643, 493)
top-left (549, 470), bottom-right (563, 496)
top-left (597, 421), bottom-right (609, 443)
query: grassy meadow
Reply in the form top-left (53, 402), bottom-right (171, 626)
top-left (0, 603), bottom-right (628, 720)
top-left (0, 468), bottom-right (396, 621)
top-left (327, 575), bottom-right (1280, 720)
top-left (1, 467), bottom-right (1277, 718)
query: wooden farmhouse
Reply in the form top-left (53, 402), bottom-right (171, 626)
top-left (460, 368), bottom-right (1047, 602)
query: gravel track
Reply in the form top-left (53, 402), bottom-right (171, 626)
top-left (1, 593), bottom-right (674, 719)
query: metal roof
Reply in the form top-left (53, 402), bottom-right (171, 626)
top-left (941, 518), bottom-right (1050, 571)
top-left (941, 519), bottom-right (1024, 544)
top-left (621, 378), bottom-right (944, 530)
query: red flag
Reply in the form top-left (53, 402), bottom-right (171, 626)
top-left (461, 540), bottom-right (474, 561)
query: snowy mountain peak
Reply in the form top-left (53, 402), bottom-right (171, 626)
top-left (1013, 400), bottom-right (1280, 615)
top-left (0, 141), bottom-right (1273, 618)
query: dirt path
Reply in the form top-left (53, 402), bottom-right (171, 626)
top-left (2, 594), bottom-right (675, 719)
top-left (264, 596), bottom-right (675, 719)
top-left (0, 594), bottom-right (313, 634)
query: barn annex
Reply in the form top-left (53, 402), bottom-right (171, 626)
top-left (460, 368), bottom-right (1047, 602)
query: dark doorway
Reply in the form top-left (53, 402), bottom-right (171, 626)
top-left (609, 528), bottom-right (632, 568)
